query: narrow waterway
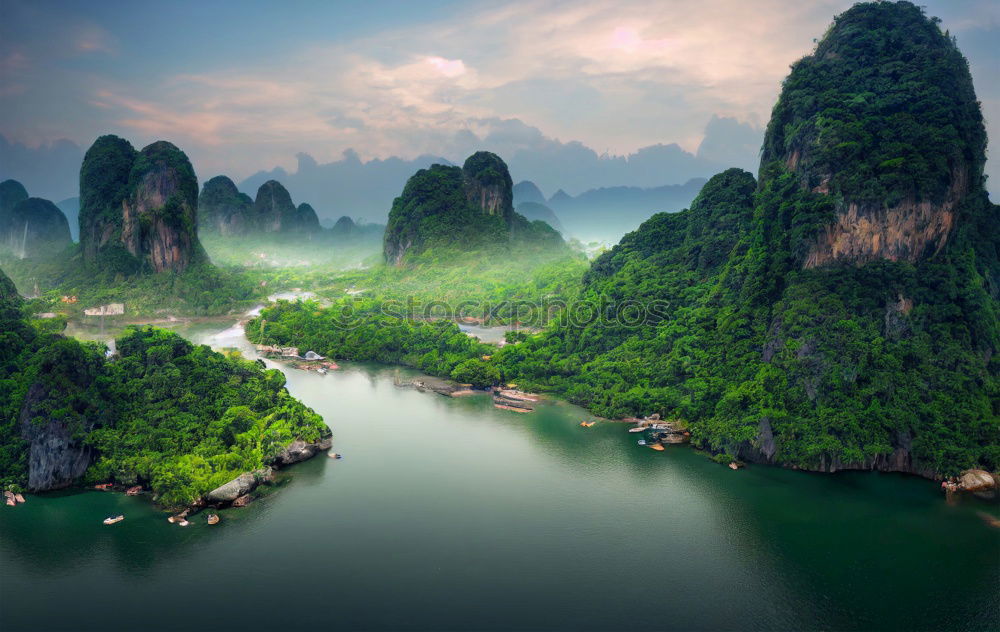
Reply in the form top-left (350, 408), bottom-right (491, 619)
top-left (1, 315), bottom-right (997, 631)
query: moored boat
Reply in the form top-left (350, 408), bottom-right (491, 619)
top-left (103, 515), bottom-right (124, 525)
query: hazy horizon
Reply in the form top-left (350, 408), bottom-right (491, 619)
top-left (2, 0), bottom-right (998, 206)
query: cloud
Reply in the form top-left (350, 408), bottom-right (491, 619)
top-left (0, 0), bottom-right (996, 189)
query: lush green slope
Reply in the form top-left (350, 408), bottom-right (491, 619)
top-left (384, 152), bottom-right (563, 264)
top-left (251, 2), bottom-right (998, 477)
top-left (0, 268), bottom-right (327, 506)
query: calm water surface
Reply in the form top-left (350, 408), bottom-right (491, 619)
top-left (1, 318), bottom-right (997, 631)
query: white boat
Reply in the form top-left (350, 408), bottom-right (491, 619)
top-left (317, 368), bottom-right (328, 375)
top-left (103, 515), bottom-right (124, 525)
top-left (628, 427), bottom-right (646, 433)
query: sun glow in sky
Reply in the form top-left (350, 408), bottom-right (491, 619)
top-left (1, 0), bottom-right (997, 184)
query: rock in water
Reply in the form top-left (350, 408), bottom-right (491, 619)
top-left (206, 468), bottom-right (274, 504)
top-left (959, 470), bottom-right (996, 493)
top-left (80, 135), bottom-right (205, 273)
top-left (198, 175), bottom-right (253, 235)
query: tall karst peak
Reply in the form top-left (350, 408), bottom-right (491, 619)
top-left (760, 0), bottom-right (985, 269)
top-left (79, 135), bottom-right (203, 273)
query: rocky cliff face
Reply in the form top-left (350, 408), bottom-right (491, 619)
top-left (4, 197), bottom-right (72, 257)
top-left (16, 336), bottom-right (107, 492)
top-left (803, 167), bottom-right (966, 267)
top-left (760, 0), bottom-right (985, 270)
top-left (198, 175), bottom-right (252, 235)
top-left (19, 383), bottom-right (96, 491)
top-left (119, 141), bottom-right (202, 273)
top-left (462, 151), bottom-right (514, 221)
top-left (80, 136), bottom-right (204, 273)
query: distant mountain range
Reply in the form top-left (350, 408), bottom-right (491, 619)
top-left (1, 116), bottom-right (766, 241)
top-left (543, 180), bottom-right (707, 242)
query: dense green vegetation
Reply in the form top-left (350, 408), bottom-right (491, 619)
top-left (0, 268), bottom-right (327, 507)
top-left (0, 249), bottom-right (259, 317)
top-left (250, 3), bottom-right (998, 477)
top-left (384, 151), bottom-right (564, 263)
top-left (762, 0), bottom-right (984, 205)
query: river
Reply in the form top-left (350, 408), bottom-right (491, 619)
top-left (1, 316), bottom-right (997, 631)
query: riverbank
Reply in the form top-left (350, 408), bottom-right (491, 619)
top-left (3, 356), bottom-right (998, 632)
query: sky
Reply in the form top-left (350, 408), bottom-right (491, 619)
top-left (1, 0), bottom-right (998, 187)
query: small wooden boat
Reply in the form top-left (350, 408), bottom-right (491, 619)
top-left (5, 497), bottom-right (14, 507)
top-left (125, 485), bottom-right (142, 496)
top-left (728, 462), bottom-right (741, 470)
top-left (579, 421), bottom-right (596, 428)
top-left (207, 514), bottom-right (220, 525)
top-left (649, 443), bottom-right (665, 451)
top-left (94, 483), bottom-right (113, 490)
top-left (628, 427), bottom-right (646, 433)
top-left (103, 515), bottom-right (124, 525)
top-left (14, 494), bottom-right (25, 503)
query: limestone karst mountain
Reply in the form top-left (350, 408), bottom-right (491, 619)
top-left (383, 151), bottom-right (561, 264)
top-left (80, 135), bottom-right (205, 273)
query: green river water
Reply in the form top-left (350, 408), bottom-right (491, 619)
top-left (0, 317), bottom-right (997, 631)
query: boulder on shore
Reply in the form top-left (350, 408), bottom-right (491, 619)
top-left (206, 468), bottom-right (274, 504)
top-left (271, 437), bottom-right (333, 466)
top-left (959, 470), bottom-right (997, 493)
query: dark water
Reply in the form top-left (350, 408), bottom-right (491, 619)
top-left (1, 319), bottom-right (997, 631)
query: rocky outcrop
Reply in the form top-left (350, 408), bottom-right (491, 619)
top-left (462, 152), bottom-right (514, 220)
top-left (202, 435), bottom-right (331, 506)
top-left (119, 141), bottom-right (202, 273)
top-left (80, 136), bottom-right (205, 273)
top-left (206, 468), bottom-right (274, 503)
top-left (804, 167), bottom-right (967, 268)
top-left (19, 383), bottom-right (96, 492)
top-left (2, 197), bottom-right (71, 257)
top-left (198, 175), bottom-right (253, 235)
top-left (252, 180), bottom-right (297, 232)
top-left (271, 436), bottom-right (333, 466)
